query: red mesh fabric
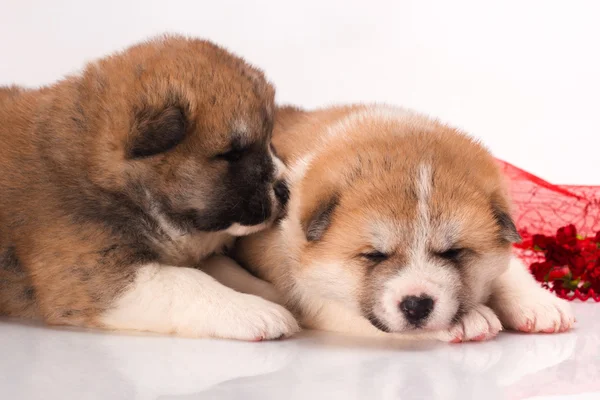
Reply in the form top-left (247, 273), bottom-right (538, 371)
top-left (498, 160), bottom-right (600, 301)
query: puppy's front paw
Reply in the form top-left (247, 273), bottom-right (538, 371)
top-left (207, 293), bottom-right (300, 341)
top-left (441, 304), bottom-right (502, 343)
top-left (493, 289), bottom-right (575, 333)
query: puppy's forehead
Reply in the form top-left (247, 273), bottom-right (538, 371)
top-left (367, 219), bottom-right (407, 253)
top-left (344, 160), bottom-right (494, 252)
top-left (307, 108), bottom-right (507, 253)
top-left (229, 117), bottom-right (270, 146)
top-left (91, 35), bottom-right (275, 142)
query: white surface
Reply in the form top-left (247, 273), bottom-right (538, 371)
top-left (0, 303), bottom-right (598, 400)
top-left (1, 0), bottom-right (599, 185)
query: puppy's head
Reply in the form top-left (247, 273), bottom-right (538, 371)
top-left (69, 35), bottom-right (287, 235)
top-left (286, 109), bottom-right (520, 333)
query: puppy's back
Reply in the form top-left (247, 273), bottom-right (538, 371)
top-left (0, 86), bottom-right (22, 104)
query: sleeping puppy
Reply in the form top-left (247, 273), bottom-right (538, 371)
top-left (0, 35), bottom-right (299, 340)
top-left (231, 104), bottom-right (575, 342)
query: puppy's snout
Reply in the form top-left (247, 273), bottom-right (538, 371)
top-left (274, 180), bottom-right (290, 208)
top-left (399, 295), bottom-right (434, 325)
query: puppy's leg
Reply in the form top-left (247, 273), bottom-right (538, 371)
top-left (200, 255), bottom-right (285, 306)
top-left (101, 263), bottom-right (299, 340)
top-left (488, 257), bottom-right (575, 333)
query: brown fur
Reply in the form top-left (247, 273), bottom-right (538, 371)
top-left (236, 104), bottom-right (520, 336)
top-left (0, 34), bottom-right (282, 328)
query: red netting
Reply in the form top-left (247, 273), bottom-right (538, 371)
top-left (498, 160), bottom-right (600, 301)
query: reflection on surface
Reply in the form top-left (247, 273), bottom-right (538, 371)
top-left (1, 304), bottom-right (599, 400)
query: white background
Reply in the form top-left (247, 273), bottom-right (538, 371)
top-left (2, 0), bottom-right (599, 184)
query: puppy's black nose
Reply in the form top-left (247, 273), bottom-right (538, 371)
top-left (274, 180), bottom-right (290, 207)
top-left (399, 295), bottom-right (434, 325)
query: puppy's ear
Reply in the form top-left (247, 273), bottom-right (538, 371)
top-left (127, 105), bottom-right (188, 159)
top-left (491, 195), bottom-right (521, 244)
top-left (301, 193), bottom-right (339, 242)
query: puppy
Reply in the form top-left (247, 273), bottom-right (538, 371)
top-left (0, 35), bottom-right (299, 340)
top-left (232, 104), bottom-right (575, 342)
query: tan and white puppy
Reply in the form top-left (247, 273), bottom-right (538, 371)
top-left (0, 35), bottom-right (298, 340)
top-left (232, 104), bottom-right (575, 342)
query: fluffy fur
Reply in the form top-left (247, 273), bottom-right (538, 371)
top-left (230, 104), bottom-right (575, 342)
top-left (0, 35), bottom-right (299, 340)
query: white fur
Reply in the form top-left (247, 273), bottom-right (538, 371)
top-left (375, 163), bottom-right (461, 331)
top-left (323, 105), bottom-right (435, 144)
top-left (369, 220), bottom-right (403, 254)
top-left (379, 265), bottom-right (461, 332)
top-left (288, 153), bottom-right (316, 185)
top-left (101, 263), bottom-right (299, 340)
top-left (271, 150), bottom-right (286, 181)
top-left (298, 261), bottom-right (358, 306)
top-left (235, 120), bottom-right (249, 140)
top-left (323, 106), bottom-right (412, 141)
top-left (412, 163), bottom-right (433, 267)
top-left (440, 304), bottom-right (503, 342)
top-left (279, 153), bottom-right (318, 254)
top-left (226, 222), bottom-right (271, 237)
top-left (301, 298), bottom-right (385, 336)
top-left (490, 257), bottom-right (575, 333)
top-left (200, 255), bottom-right (285, 305)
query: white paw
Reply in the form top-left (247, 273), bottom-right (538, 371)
top-left (198, 292), bottom-right (301, 341)
top-left (493, 288), bottom-right (575, 333)
top-left (439, 304), bottom-right (502, 343)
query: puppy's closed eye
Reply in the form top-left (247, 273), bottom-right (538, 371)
top-left (360, 251), bottom-right (389, 263)
top-left (128, 105), bottom-right (187, 159)
top-left (435, 248), bottom-right (466, 263)
top-left (216, 148), bottom-right (246, 163)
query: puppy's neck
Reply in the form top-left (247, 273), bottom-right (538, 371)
top-left (143, 190), bottom-right (234, 266)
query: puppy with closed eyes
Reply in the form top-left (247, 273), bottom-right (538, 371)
top-left (0, 35), bottom-right (298, 340)
top-left (229, 104), bottom-right (575, 342)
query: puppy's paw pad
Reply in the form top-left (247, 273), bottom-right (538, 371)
top-left (472, 333), bottom-right (487, 342)
top-left (496, 290), bottom-right (575, 334)
top-left (445, 304), bottom-right (502, 343)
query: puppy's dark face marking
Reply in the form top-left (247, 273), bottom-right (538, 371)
top-left (302, 194), bottom-right (339, 242)
top-left (73, 37), bottom-right (285, 236)
top-left (124, 102), bottom-right (280, 232)
top-left (155, 124), bottom-right (283, 233)
top-left (292, 129), bottom-right (516, 334)
top-left (491, 202), bottom-right (522, 244)
top-left (127, 105), bottom-right (187, 159)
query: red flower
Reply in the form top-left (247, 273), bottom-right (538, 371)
top-left (546, 244), bottom-right (572, 265)
top-left (570, 255), bottom-right (586, 275)
top-left (556, 224), bottom-right (578, 246)
top-left (530, 261), bottom-right (552, 282)
top-left (531, 234), bottom-right (555, 250)
top-left (547, 265), bottom-right (571, 281)
top-left (522, 224), bottom-right (600, 301)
